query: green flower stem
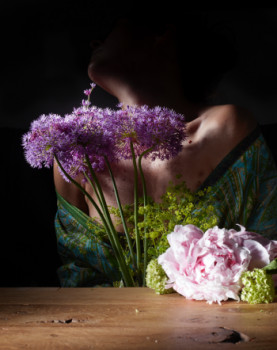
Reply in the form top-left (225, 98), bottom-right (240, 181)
top-left (55, 155), bottom-right (115, 250)
top-left (82, 170), bottom-right (121, 261)
top-left (104, 156), bottom-right (137, 271)
top-left (83, 156), bottom-right (112, 225)
top-left (84, 156), bottom-right (121, 245)
top-left (84, 155), bottom-right (135, 287)
top-left (83, 172), bottom-right (102, 206)
top-left (138, 148), bottom-right (153, 286)
top-left (130, 141), bottom-right (141, 280)
top-left (55, 154), bottom-right (134, 287)
top-left (83, 171), bottom-right (115, 236)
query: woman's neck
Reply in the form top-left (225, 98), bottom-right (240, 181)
top-left (115, 81), bottom-right (206, 122)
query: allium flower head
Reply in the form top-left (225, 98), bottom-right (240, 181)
top-left (240, 268), bottom-right (275, 304)
top-left (56, 110), bottom-right (115, 179)
top-left (22, 113), bottom-right (64, 168)
top-left (111, 105), bottom-right (186, 161)
top-left (22, 106), bottom-right (116, 181)
top-left (146, 258), bottom-right (174, 294)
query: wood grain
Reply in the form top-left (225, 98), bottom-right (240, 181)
top-left (0, 288), bottom-right (276, 349)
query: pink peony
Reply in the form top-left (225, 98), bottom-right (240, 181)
top-left (158, 224), bottom-right (275, 304)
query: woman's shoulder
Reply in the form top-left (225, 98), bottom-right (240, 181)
top-left (200, 104), bottom-right (258, 143)
top-left (184, 104), bottom-right (258, 178)
top-left (207, 104), bottom-right (257, 129)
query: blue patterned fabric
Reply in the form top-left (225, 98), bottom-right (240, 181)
top-left (55, 195), bottom-right (121, 286)
top-left (200, 127), bottom-right (277, 239)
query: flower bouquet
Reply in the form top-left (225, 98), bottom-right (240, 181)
top-left (23, 84), bottom-right (277, 303)
top-left (23, 83), bottom-right (189, 287)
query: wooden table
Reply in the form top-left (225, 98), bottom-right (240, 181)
top-left (0, 287), bottom-right (276, 349)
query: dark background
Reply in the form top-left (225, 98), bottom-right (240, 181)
top-left (1, 3), bottom-right (277, 286)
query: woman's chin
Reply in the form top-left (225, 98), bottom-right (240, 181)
top-left (87, 61), bottom-right (98, 81)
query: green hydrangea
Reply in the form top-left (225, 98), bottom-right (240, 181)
top-left (240, 268), bottom-right (275, 304)
top-left (146, 259), bottom-right (174, 294)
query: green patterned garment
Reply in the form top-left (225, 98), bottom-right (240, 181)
top-left (55, 126), bottom-right (277, 287)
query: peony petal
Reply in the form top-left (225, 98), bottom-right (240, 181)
top-left (243, 239), bottom-right (270, 269)
top-left (158, 248), bottom-right (179, 281)
top-left (172, 224), bottom-right (203, 242)
top-left (266, 240), bottom-right (277, 261)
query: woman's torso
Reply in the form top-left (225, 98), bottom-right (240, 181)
top-left (54, 104), bottom-right (257, 226)
top-left (74, 104), bottom-right (258, 229)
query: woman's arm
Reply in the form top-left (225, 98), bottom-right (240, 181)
top-left (53, 161), bottom-right (89, 215)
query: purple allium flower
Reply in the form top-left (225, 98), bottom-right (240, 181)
top-left (22, 107), bottom-right (116, 182)
top-left (22, 113), bottom-right (64, 169)
top-left (110, 105), bottom-right (186, 161)
top-left (81, 99), bottom-right (91, 108)
top-left (54, 110), bottom-right (117, 180)
top-left (84, 82), bottom-right (96, 98)
top-left (23, 86), bottom-right (186, 182)
top-left (84, 89), bottom-right (91, 96)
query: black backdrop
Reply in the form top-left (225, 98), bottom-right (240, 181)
top-left (1, 4), bottom-right (277, 129)
top-left (1, 3), bottom-right (277, 286)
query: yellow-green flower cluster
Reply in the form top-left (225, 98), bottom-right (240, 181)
top-left (146, 259), bottom-right (174, 294)
top-left (110, 180), bottom-right (218, 262)
top-left (139, 181), bottom-right (218, 260)
top-left (240, 268), bottom-right (275, 304)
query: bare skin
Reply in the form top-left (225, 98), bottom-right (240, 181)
top-left (54, 18), bottom-right (258, 229)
